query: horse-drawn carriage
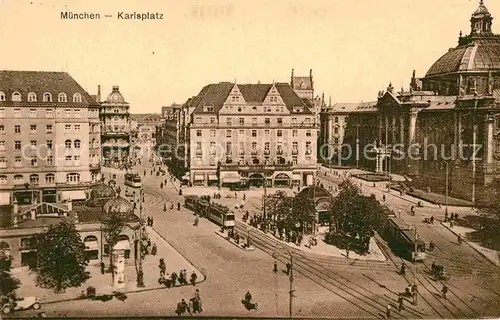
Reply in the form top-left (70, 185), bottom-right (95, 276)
top-left (431, 263), bottom-right (450, 281)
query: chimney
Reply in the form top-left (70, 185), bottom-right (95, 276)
top-left (310, 69), bottom-right (313, 78)
top-left (291, 68), bottom-right (295, 87)
top-left (97, 85), bottom-right (101, 102)
top-left (30, 208), bottom-right (36, 220)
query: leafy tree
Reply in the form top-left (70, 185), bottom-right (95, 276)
top-left (34, 220), bottom-right (90, 293)
top-left (476, 182), bottom-right (500, 248)
top-left (0, 252), bottom-right (21, 301)
top-left (327, 179), bottom-right (389, 253)
top-left (101, 212), bottom-right (126, 284)
top-left (290, 192), bottom-right (316, 231)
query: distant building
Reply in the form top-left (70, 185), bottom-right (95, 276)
top-left (0, 71), bottom-right (101, 206)
top-left (130, 113), bottom-right (161, 143)
top-left (98, 86), bottom-right (131, 168)
top-left (156, 103), bottom-right (188, 167)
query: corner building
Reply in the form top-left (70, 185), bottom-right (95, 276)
top-left (188, 82), bottom-right (318, 187)
top-left (0, 71), bottom-right (101, 205)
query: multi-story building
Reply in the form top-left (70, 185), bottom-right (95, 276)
top-left (319, 102), bottom-right (377, 165)
top-left (290, 69), bottom-right (324, 125)
top-left (130, 114), bottom-right (161, 144)
top-left (340, 1), bottom-right (500, 202)
top-left (99, 86), bottom-right (131, 168)
top-left (161, 103), bottom-right (182, 119)
top-left (188, 81), bottom-right (318, 187)
top-left (0, 71), bottom-right (101, 206)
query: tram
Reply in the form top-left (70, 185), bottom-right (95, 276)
top-left (184, 195), bottom-right (200, 210)
top-left (207, 203), bottom-right (235, 228)
top-left (195, 199), bottom-right (210, 218)
top-left (124, 173), bottom-right (142, 188)
top-left (385, 217), bottom-right (426, 262)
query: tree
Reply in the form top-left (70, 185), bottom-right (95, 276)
top-left (476, 182), bottom-right (500, 248)
top-left (0, 252), bottom-right (21, 301)
top-left (327, 179), bottom-right (388, 253)
top-left (101, 212), bottom-right (126, 284)
top-left (34, 220), bottom-right (90, 293)
top-left (290, 192), bottom-right (316, 232)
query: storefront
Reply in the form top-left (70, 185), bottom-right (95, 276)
top-left (13, 190), bottom-right (38, 205)
top-left (221, 172), bottom-right (241, 187)
top-left (42, 189), bottom-right (57, 203)
top-left (192, 173), bottom-right (205, 186)
top-left (207, 174), bottom-right (218, 187)
top-left (273, 173), bottom-right (290, 186)
top-left (292, 173), bottom-right (301, 187)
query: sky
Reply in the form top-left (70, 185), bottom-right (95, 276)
top-left (0, 0), bottom-right (498, 113)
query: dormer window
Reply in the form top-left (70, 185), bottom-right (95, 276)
top-left (12, 92), bottom-right (21, 102)
top-left (73, 93), bottom-right (82, 103)
top-left (203, 106), bottom-right (214, 112)
top-left (43, 92), bottom-right (52, 102)
top-left (0, 92), bottom-right (5, 101)
top-left (58, 93), bottom-right (67, 102)
top-left (28, 92), bottom-right (37, 102)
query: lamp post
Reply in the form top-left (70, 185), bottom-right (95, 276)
top-left (355, 124), bottom-right (361, 168)
top-left (136, 188), bottom-right (145, 287)
top-left (445, 161), bottom-right (449, 215)
top-left (413, 226), bottom-right (418, 305)
top-left (288, 251), bottom-right (294, 318)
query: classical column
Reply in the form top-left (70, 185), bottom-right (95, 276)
top-left (399, 116), bottom-right (405, 144)
top-left (328, 115), bottom-right (334, 144)
top-left (456, 112), bottom-right (462, 160)
top-left (408, 110), bottom-right (418, 145)
top-left (378, 115), bottom-right (383, 145)
top-left (484, 114), bottom-right (495, 173)
top-left (391, 116), bottom-right (396, 145)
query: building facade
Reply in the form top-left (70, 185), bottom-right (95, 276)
top-left (339, 1), bottom-right (500, 202)
top-left (290, 69), bottom-right (324, 126)
top-left (0, 71), bottom-right (102, 206)
top-left (188, 82), bottom-right (318, 187)
top-left (130, 114), bottom-right (161, 144)
top-left (99, 86), bottom-right (131, 168)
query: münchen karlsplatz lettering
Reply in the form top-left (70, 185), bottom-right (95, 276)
top-left (61, 12), bottom-right (101, 20)
top-left (117, 12), bottom-right (164, 20)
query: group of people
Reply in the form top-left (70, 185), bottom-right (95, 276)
top-left (146, 216), bottom-right (154, 227)
top-left (176, 289), bottom-right (203, 315)
top-left (158, 260), bottom-right (199, 288)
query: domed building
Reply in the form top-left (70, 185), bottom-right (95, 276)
top-left (98, 85), bottom-right (131, 168)
top-left (339, 1), bottom-right (500, 203)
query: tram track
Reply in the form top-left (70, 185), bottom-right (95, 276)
top-left (234, 221), bottom-right (425, 319)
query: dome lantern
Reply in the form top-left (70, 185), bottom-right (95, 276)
top-left (470, 0), bottom-right (493, 36)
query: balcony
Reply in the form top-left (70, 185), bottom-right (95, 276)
top-left (102, 142), bottom-right (130, 148)
top-left (221, 161), bottom-right (293, 171)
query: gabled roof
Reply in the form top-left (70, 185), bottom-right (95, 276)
top-left (191, 82), bottom-right (312, 115)
top-left (0, 70), bottom-right (98, 106)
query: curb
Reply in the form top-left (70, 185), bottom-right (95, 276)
top-left (440, 221), bottom-right (499, 267)
top-left (214, 231), bottom-right (255, 251)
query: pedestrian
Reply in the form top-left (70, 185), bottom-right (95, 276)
top-left (383, 195), bottom-right (386, 202)
top-left (100, 262), bottom-right (105, 274)
top-left (150, 217), bottom-right (154, 227)
top-left (346, 248), bottom-right (350, 259)
top-left (159, 258), bottom-right (166, 277)
top-left (183, 269), bottom-right (188, 284)
top-left (386, 304), bottom-right (391, 318)
top-left (397, 294), bottom-right (404, 311)
top-left (171, 272), bottom-right (178, 286)
top-left (273, 261), bottom-right (278, 273)
top-left (441, 285), bottom-right (448, 299)
top-left (164, 203), bottom-right (167, 212)
top-left (151, 243), bottom-right (157, 256)
top-left (190, 271), bottom-right (198, 285)
top-left (400, 263), bottom-right (406, 275)
top-left (398, 209), bottom-right (402, 218)
top-left (285, 263), bottom-right (291, 275)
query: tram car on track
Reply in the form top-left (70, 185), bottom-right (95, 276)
top-left (384, 217), bottom-right (426, 262)
top-left (124, 173), bottom-right (142, 188)
top-left (184, 195), bottom-right (200, 211)
top-left (195, 199), bottom-right (210, 218)
top-left (206, 203), bottom-right (235, 228)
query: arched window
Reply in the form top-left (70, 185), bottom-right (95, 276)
top-left (45, 174), bottom-right (54, 183)
top-left (84, 235), bottom-right (98, 242)
top-left (14, 175), bottom-right (24, 184)
top-left (66, 173), bottom-right (80, 183)
top-left (58, 93), bottom-right (67, 102)
top-left (74, 139), bottom-right (81, 149)
top-left (73, 93), bottom-right (82, 103)
top-left (43, 92), bottom-right (52, 102)
top-left (28, 92), bottom-right (37, 102)
top-left (0, 92), bottom-right (5, 101)
top-left (30, 174), bottom-right (39, 184)
top-left (11, 92), bottom-right (21, 102)
top-left (0, 175), bottom-right (7, 185)
top-left (65, 139), bottom-right (72, 149)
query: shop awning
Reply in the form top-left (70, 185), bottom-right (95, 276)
top-left (208, 175), bottom-right (218, 181)
top-left (193, 174), bottom-right (204, 181)
top-left (61, 190), bottom-right (86, 201)
top-left (84, 241), bottom-right (99, 251)
top-left (221, 172), bottom-right (241, 184)
top-left (292, 174), bottom-right (301, 181)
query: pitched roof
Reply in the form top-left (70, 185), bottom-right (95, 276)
top-left (0, 70), bottom-right (98, 106)
top-left (191, 82), bottom-right (312, 115)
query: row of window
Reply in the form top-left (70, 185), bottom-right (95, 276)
top-left (0, 123), bottom-right (85, 134)
top-left (194, 116), bottom-right (312, 124)
top-left (1, 139), bottom-right (83, 150)
top-left (193, 155), bottom-right (313, 165)
top-left (219, 105), bottom-right (287, 113)
top-left (0, 155), bottom-right (89, 168)
top-left (0, 108), bottom-right (84, 118)
top-left (197, 129), bottom-right (314, 138)
top-left (0, 173), bottom-right (80, 185)
top-left (0, 92), bottom-right (82, 103)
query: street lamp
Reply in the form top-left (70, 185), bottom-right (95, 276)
top-left (355, 124), bottom-right (361, 168)
top-left (136, 188), bottom-right (145, 287)
top-left (445, 161), bottom-right (449, 216)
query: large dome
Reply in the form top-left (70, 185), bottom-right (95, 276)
top-left (103, 196), bottom-right (135, 218)
top-left (90, 180), bottom-right (116, 199)
top-left (106, 85), bottom-right (126, 104)
top-left (425, 38), bottom-right (500, 77)
top-left (297, 185), bottom-right (331, 199)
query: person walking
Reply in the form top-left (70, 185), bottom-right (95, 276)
top-left (194, 289), bottom-right (203, 312)
top-left (151, 243), bottom-right (157, 256)
top-left (441, 284), bottom-right (448, 299)
top-left (400, 263), bottom-right (406, 275)
top-left (397, 294), bottom-right (404, 311)
top-left (150, 217), bottom-right (154, 227)
top-left (159, 258), bottom-right (166, 277)
top-left (273, 261), bottom-right (278, 273)
top-left (386, 304), bottom-right (392, 318)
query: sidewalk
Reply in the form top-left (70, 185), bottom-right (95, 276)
top-left (440, 221), bottom-right (500, 266)
top-left (14, 226), bottom-right (205, 304)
